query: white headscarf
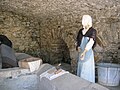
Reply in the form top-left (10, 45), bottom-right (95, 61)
top-left (82, 15), bottom-right (92, 28)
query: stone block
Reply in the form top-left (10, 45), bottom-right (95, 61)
top-left (18, 57), bottom-right (42, 72)
top-left (40, 73), bottom-right (109, 90)
top-left (0, 74), bottom-right (40, 90)
top-left (0, 44), bottom-right (17, 67)
top-left (15, 53), bottom-right (32, 61)
top-left (0, 67), bottom-right (30, 78)
top-left (36, 63), bottom-right (53, 75)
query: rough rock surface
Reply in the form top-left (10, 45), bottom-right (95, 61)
top-left (0, 0), bottom-right (119, 64)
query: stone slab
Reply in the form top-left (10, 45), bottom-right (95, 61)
top-left (0, 74), bottom-right (40, 90)
top-left (15, 53), bottom-right (32, 61)
top-left (39, 70), bottom-right (109, 90)
top-left (0, 67), bottom-right (30, 78)
top-left (35, 63), bottom-right (53, 75)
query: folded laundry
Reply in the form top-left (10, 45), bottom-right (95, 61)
top-left (40, 67), bottom-right (69, 80)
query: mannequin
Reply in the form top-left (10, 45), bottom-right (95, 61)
top-left (76, 15), bottom-right (96, 83)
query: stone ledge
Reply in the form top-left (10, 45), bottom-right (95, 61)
top-left (0, 67), bottom-right (30, 78)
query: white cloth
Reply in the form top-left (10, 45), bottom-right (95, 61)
top-left (40, 67), bottom-right (69, 80)
top-left (85, 38), bottom-right (94, 50)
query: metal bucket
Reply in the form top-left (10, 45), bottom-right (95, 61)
top-left (97, 63), bottom-right (120, 86)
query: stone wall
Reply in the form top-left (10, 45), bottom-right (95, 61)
top-left (0, 0), bottom-right (120, 64)
top-left (0, 11), bottom-right (41, 56)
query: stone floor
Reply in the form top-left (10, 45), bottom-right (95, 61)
top-left (102, 85), bottom-right (120, 90)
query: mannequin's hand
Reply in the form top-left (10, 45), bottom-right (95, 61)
top-left (80, 52), bottom-right (85, 60)
top-left (80, 49), bottom-right (87, 60)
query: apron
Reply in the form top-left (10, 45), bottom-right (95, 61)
top-left (77, 36), bottom-right (95, 83)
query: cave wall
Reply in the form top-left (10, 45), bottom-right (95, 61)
top-left (0, 0), bottom-right (120, 64)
